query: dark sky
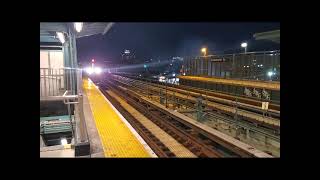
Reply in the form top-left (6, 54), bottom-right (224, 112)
top-left (77, 22), bottom-right (280, 64)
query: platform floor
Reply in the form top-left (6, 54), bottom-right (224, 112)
top-left (107, 90), bottom-right (196, 157)
top-left (83, 79), bottom-right (153, 157)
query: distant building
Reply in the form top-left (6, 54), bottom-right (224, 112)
top-left (121, 49), bottom-right (135, 63)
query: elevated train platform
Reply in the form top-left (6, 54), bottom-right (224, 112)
top-left (178, 75), bottom-right (280, 91)
top-left (82, 78), bottom-right (156, 157)
top-left (178, 75), bottom-right (280, 103)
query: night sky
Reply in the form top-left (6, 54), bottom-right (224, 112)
top-left (76, 22), bottom-right (280, 64)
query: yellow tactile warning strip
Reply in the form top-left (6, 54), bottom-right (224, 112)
top-left (83, 79), bottom-right (151, 157)
top-left (107, 90), bottom-right (196, 157)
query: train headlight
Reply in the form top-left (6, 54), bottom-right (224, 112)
top-left (94, 67), bottom-right (102, 74)
top-left (85, 67), bottom-right (93, 74)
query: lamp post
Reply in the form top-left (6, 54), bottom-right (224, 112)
top-left (241, 42), bottom-right (248, 53)
top-left (201, 48), bottom-right (207, 57)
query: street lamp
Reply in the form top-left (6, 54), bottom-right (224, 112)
top-left (201, 48), bottom-right (207, 56)
top-left (241, 42), bottom-right (248, 53)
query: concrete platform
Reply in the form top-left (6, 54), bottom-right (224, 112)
top-left (83, 78), bottom-right (154, 157)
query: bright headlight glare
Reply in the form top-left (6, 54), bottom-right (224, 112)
top-left (94, 67), bottom-right (102, 74)
top-left (85, 67), bottom-right (93, 74)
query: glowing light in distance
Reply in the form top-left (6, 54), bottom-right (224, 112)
top-left (94, 67), bottom-right (102, 74)
top-left (85, 67), bottom-right (93, 74)
top-left (241, 42), bottom-right (247, 48)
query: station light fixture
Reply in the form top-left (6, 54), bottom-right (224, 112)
top-left (61, 138), bottom-right (67, 145)
top-left (172, 73), bottom-right (176, 77)
top-left (56, 32), bottom-right (65, 44)
top-left (74, 22), bottom-right (83, 32)
top-left (268, 71), bottom-right (273, 77)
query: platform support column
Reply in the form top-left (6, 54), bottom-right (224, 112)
top-left (78, 94), bottom-right (87, 143)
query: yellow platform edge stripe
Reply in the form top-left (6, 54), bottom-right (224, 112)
top-left (84, 78), bottom-right (157, 158)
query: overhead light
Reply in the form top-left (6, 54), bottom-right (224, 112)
top-left (56, 32), bottom-right (65, 44)
top-left (172, 73), bottom-right (176, 77)
top-left (268, 71), bottom-right (273, 77)
top-left (61, 138), bottom-right (67, 145)
top-left (74, 22), bottom-right (83, 32)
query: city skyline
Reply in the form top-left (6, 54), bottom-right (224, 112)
top-left (76, 22), bottom-right (280, 64)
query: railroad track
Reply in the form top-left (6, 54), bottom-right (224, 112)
top-left (115, 74), bottom-right (280, 115)
top-left (96, 77), bottom-right (273, 158)
top-left (98, 83), bottom-right (176, 157)
top-left (110, 75), bottom-right (280, 131)
top-left (115, 73), bottom-right (280, 111)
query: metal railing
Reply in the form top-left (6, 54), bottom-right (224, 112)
top-left (40, 67), bottom-right (89, 147)
top-left (183, 50), bottom-right (280, 81)
top-left (40, 68), bottom-right (82, 98)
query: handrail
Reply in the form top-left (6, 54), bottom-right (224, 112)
top-left (40, 95), bottom-right (78, 101)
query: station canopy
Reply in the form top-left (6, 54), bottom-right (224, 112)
top-left (40, 22), bottom-right (114, 43)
